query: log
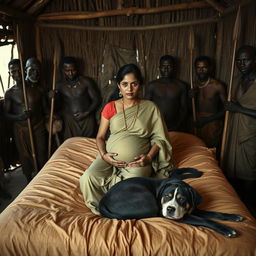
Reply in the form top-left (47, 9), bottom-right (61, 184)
top-left (37, 1), bottom-right (210, 21)
top-left (38, 16), bottom-right (219, 31)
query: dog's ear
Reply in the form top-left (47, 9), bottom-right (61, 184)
top-left (187, 187), bottom-right (202, 212)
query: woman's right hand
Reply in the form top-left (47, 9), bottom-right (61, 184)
top-left (102, 152), bottom-right (127, 168)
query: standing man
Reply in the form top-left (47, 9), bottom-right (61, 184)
top-left (54, 56), bottom-right (100, 140)
top-left (191, 56), bottom-right (226, 151)
top-left (4, 58), bottom-right (47, 182)
top-left (224, 45), bottom-right (256, 213)
top-left (145, 55), bottom-right (187, 131)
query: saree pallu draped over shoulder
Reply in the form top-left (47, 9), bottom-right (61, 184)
top-left (80, 100), bottom-right (173, 214)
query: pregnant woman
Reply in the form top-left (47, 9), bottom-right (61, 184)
top-left (80, 64), bottom-right (173, 215)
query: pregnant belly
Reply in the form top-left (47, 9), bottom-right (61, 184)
top-left (106, 135), bottom-right (150, 163)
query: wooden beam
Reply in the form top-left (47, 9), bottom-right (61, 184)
top-left (205, 0), bottom-right (225, 13)
top-left (0, 4), bottom-right (33, 20)
top-left (222, 0), bottom-right (254, 16)
top-left (38, 16), bottom-right (219, 31)
top-left (27, 0), bottom-right (51, 15)
top-left (37, 1), bottom-right (210, 21)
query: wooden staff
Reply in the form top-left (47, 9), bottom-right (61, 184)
top-left (220, 7), bottom-right (241, 167)
top-left (0, 74), bottom-right (4, 94)
top-left (189, 28), bottom-right (197, 135)
top-left (47, 48), bottom-right (58, 159)
top-left (16, 24), bottom-right (38, 172)
top-left (8, 43), bottom-right (15, 89)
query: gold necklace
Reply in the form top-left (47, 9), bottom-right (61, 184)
top-left (198, 78), bottom-right (211, 89)
top-left (122, 99), bottom-right (140, 130)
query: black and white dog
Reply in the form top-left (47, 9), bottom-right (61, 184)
top-left (99, 168), bottom-right (244, 238)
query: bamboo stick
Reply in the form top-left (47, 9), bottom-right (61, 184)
top-left (47, 48), bottom-right (57, 159)
top-left (37, 1), bottom-right (210, 21)
top-left (8, 43), bottom-right (15, 89)
top-left (0, 75), bottom-right (4, 94)
top-left (38, 16), bottom-right (219, 31)
top-left (220, 7), bottom-right (241, 168)
top-left (189, 28), bottom-right (197, 135)
top-left (16, 24), bottom-right (38, 172)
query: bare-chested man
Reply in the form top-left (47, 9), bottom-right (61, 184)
top-left (54, 56), bottom-right (100, 140)
top-left (145, 55), bottom-right (187, 131)
top-left (4, 58), bottom-right (47, 182)
top-left (191, 56), bottom-right (226, 152)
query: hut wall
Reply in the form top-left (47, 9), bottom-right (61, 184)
top-left (36, 0), bottom-right (256, 98)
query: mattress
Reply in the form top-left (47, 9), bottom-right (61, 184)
top-left (0, 132), bottom-right (255, 256)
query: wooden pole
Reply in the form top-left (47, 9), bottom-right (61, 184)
top-left (37, 1), bottom-right (210, 21)
top-left (16, 24), bottom-right (38, 172)
top-left (220, 7), bottom-right (241, 168)
top-left (47, 48), bottom-right (58, 159)
top-left (0, 75), bottom-right (4, 94)
top-left (7, 44), bottom-right (15, 89)
top-left (38, 16), bottom-right (219, 31)
top-left (189, 28), bottom-right (197, 135)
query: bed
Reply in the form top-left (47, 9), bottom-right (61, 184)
top-left (0, 132), bottom-right (256, 256)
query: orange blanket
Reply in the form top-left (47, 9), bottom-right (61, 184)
top-left (0, 132), bottom-right (255, 256)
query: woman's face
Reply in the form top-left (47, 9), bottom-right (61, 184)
top-left (118, 73), bottom-right (141, 100)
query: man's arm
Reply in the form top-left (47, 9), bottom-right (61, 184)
top-left (225, 101), bottom-right (256, 118)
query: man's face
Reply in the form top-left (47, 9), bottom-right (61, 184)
top-left (160, 60), bottom-right (174, 78)
top-left (63, 63), bottom-right (78, 82)
top-left (9, 64), bottom-right (22, 83)
top-left (236, 50), bottom-right (256, 75)
top-left (26, 63), bottom-right (40, 83)
top-left (195, 61), bottom-right (210, 82)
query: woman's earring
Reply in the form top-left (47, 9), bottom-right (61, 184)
top-left (119, 90), bottom-right (122, 97)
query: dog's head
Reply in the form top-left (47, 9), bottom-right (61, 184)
top-left (160, 180), bottom-right (201, 220)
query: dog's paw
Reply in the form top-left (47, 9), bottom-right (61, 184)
top-left (229, 214), bottom-right (244, 222)
top-left (224, 229), bottom-right (238, 238)
top-left (234, 215), bottom-right (244, 222)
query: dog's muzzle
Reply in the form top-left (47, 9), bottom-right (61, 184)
top-left (161, 187), bottom-right (191, 220)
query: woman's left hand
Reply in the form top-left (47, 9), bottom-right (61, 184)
top-left (128, 154), bottom-right (152, 167)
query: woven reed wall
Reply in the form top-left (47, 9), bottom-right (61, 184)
top-left (36, 0), bottom-right (256, 96)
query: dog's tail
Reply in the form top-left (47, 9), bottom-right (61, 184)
top-left (168, 168), bottom-right (202, 180)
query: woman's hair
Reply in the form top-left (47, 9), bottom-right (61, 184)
top-left (115, 64), bottom-right (143, 84)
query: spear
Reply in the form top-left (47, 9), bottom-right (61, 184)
top-left (189, 27), bottom-right (197, 135)
top-left (47, 49), bottom-right (58, 158)
top-left (16, 24), bottom-right (38, 172)
top-left (220, 6), bottom-right (241, 167)
top-left (8, 44), bottom-right (15, 89)
top-left (0, 74), bottom-right (4, 94)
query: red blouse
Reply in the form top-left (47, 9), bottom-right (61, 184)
top-left (101, 101), bottom-right (117, 120)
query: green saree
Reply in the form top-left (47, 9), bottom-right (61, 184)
top-left (80, 100), bottom-right (173, 214)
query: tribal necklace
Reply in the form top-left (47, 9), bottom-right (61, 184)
top-left (122, 99), bottom-right (140, 130)
top-left (67, 80), bottom-right (80, 88)
top-left (198, 78), bottom-right (211, 89)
